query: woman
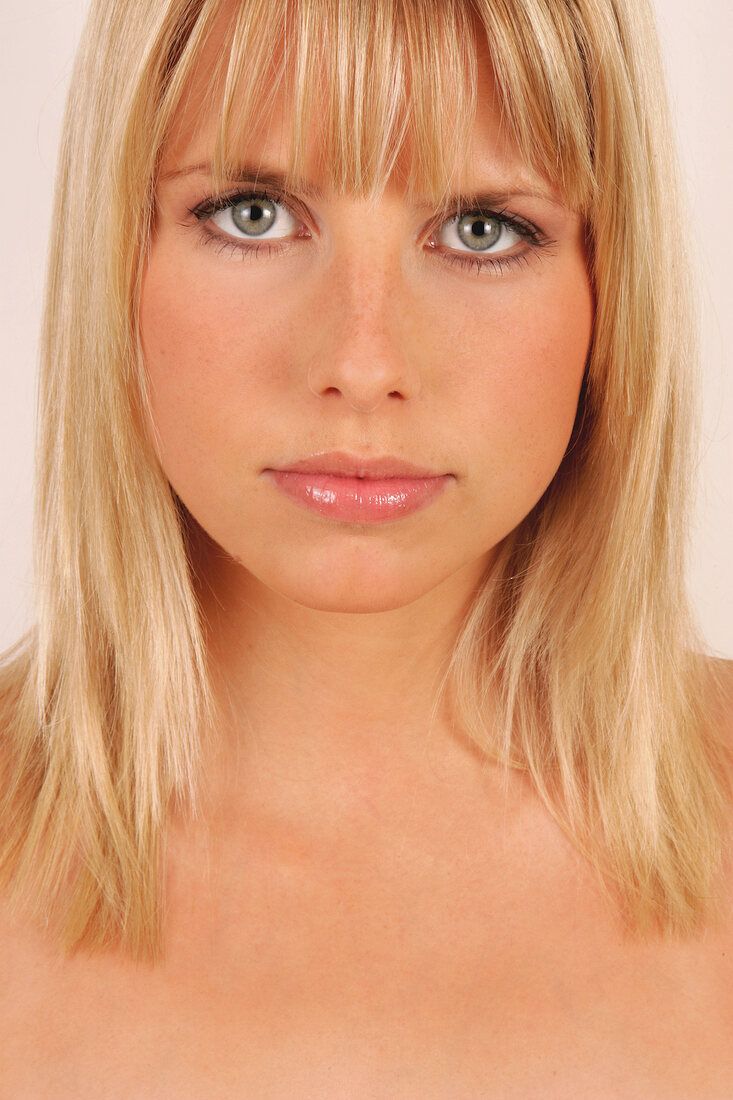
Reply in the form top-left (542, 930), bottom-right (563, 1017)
top-left (1, 0), bottom-right (732, 1092)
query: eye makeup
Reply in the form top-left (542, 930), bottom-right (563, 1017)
top-left (185, 183), bottom-right (558, 277)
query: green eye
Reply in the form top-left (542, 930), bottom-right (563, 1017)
top-left (209, 193), bottom-right (298, 240)
top-left (229, 197), bottom-right (278, 237)
top-left (446, 213), bottom-right (520, 253)
top-left (456, 214), bottom-right (501, 250)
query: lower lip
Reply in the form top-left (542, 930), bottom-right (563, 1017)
top-left (264, 471), bottom-right (453, 523)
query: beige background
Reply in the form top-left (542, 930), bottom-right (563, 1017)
top-left (1, 0), bottom-right (731, 656)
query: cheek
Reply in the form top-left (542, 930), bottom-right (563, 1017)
top-left (454, 265), bottom-right (593, 505)
top-left (139, 245), bottom-right (278, 482)
top-left (141, 254), bottom-right (219, 459)
top-left (139, 229), bottom-right (593, 567)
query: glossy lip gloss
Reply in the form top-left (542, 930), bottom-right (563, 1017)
top-left (262, 451), bottom-right (454, 523)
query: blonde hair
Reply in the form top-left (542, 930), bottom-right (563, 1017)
top-left (1, 0), bottom-right (730, 960)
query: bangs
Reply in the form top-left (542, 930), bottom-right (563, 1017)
top-left (158, 0), bottom-right (596, 216)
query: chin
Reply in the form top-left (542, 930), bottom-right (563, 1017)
top-left (261, 561), bottom-right (440, 615)
top-left (288, 587), bottom-right (423, 615)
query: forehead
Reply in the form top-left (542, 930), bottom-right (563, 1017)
top-left (159, 0), bottom-right (575, 211)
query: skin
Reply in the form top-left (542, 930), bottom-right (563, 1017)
top-left (3, 17), bottom-right (733, 1100)
top-left (139, 37), bottom-right (593, 813)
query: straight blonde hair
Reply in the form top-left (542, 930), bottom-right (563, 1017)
top-left (1, 0), bottom-right (730, 961)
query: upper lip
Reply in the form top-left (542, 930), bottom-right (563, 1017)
top-left (269, 450), bottom-right (447, 478)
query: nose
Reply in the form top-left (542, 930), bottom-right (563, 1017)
top-left (305, 256), bottom-right (422, 414)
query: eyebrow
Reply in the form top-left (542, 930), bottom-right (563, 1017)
top-left (161, 162), bottom-right (326, 199)
top-left (160, 161), bottom-right (567, 210)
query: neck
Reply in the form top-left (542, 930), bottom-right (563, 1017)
top-left (189, 524), bottom-right (493, 812)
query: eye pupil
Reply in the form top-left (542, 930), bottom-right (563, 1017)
top-left (231, 198), bottom-right (277, 236)
top-left (457, 214), bottom-right (502, 251)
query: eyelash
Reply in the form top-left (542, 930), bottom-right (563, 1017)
top-left (187, 186), bottom-right (555, 276)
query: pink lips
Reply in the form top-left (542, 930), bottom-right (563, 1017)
top-left (263, 451), bottom-right (453, 523)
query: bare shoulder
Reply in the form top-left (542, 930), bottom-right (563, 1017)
top-left (711, 654), bottom-right (733, 704)
top-left (0, 892), bottom-right (71, 1095)
top-left (0, 641), bottom-right (31, 770)
top-left (706, 655), bottom-right (733, 754)
top-left (699, 656), bottom-right (733, 862)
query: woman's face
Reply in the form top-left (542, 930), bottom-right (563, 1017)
top-left (140, 48), bottom-right (594, 615)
